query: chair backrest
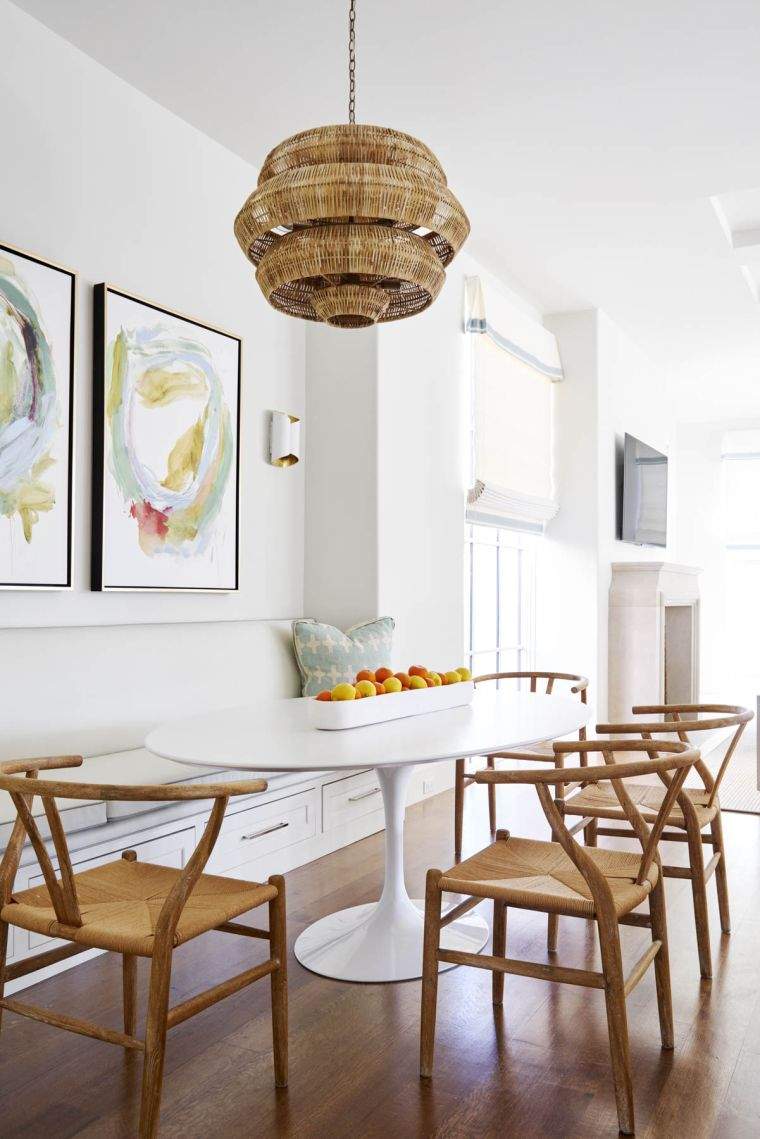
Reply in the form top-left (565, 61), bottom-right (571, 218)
top-left (475, 671), bottom-right (589, 743)
top-left (597, 703), bottom-right (753, 808)
top-left (0, 756), bottom-right (268, 940)
top-left (474, 671), bottom-right (588, 698)
top-left (472, 739), bottom-right (699, 907)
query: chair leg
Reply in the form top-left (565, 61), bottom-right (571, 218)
top-left (584, 818), bottom-right (598, 847)
top-left (710, 811), bottom-right (731, 934)
top-left (0, 919), bottom-right (8, 1035)
top-left (598, 918), bottom-right (635, 1136)
top-left (420, 870), bottom-right (443, 1079)
top-left (454, 759), bottom-right (465, 861)
top-left (649, 875), bottom-right (674, 1049)
top-left (123, 954), bottom-right (138, 1037)
top-left (685, 816), bottom-right (713, 979)
top-left (487, 756), bottom-right (497, 835)
top-left (492, 900), bottom-right (507, 1006)
top-left (139, 946), bottom-right (173, 1139)
top-left (547, 913), bottom-right (559, 954)
top-left (268, 874), bottom-right (288, 1088)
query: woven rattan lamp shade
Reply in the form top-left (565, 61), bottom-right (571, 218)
top-left (234, 123), bottom-right (470, 328)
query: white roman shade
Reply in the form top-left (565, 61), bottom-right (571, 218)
top-left (465, 277), bottom-right (563, 530)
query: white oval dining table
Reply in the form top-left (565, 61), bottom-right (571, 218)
top-left (146, 689), bottom-right (591, 983)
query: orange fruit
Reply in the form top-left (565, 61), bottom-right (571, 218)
top-left (394, 672), bottom-right (411, 689)
top-left (409, 665), bottom-right (428, 678)
top-left (424, 677), bottom-right (435, 687)
top-left (356, 669), bottom-right (376, 683)
top-left (316, 690), bottom-right (332, 701)
top-left (375, 667), bottom-right (393, 683)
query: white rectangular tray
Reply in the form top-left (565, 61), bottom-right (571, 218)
top-left (307, 680), bottom-right (475, 730)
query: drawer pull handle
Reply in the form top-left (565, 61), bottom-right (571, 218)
top-left (348, 787), bottom-right (381, 803)
top-left (241, 821), bottom-right (289, 841)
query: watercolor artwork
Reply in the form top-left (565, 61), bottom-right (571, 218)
top-left (0, 243), bottom-right (74, 589)
top-left (92, 286), bottom-right (240, 591)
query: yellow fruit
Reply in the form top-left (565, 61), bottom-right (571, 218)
top-left (444, 671), bottom-right (461, 685)
top-left (409, 675), bottom-right (427, 690)
top-left (383, 676), bottom-right (403, 694)
top-left (456, 667), bottom-right (472, 681)
top-left (332, 682), bottom-right (357, 701)
top-left (428, 672), bottom-right (442, 686)
top-left (355, 679), bottom-right (377, 698)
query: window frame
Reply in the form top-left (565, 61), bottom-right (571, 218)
top-left (464, 522), bottom-right (536, 682)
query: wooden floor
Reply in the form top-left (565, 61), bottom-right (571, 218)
top-left (2, 782), bottom-right (760, 1138)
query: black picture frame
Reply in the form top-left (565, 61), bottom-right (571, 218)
top-left (92, 284), bottom-right (241, 592)
top-left (0, 241), bottom-right (75, 590)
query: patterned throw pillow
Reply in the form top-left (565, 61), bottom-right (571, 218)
top-left (292, 617), bottom-right (395, 697)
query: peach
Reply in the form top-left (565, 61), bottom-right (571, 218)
top-left (316, 690), bottom-right (333, 701)
top-left (428, 672), bottom-right (442, 686)
top-left (383, 676), bottom-right (403, 694)
top-left (456, 667), bottom-right (472, 681)
top-left (444, 671), bottom-right (461, 685)
top-left (409, 665), bottom-right (428, 678)
top-left (331, 682), bottom-right (357, 701)
top-left (356, 669), bottom-right (376, 683)
top-left (375, 667), bottom-right (394, 683)
top-left (355, 679), bottom-right (377, 698)
top-left (409, 675), bottom-right (427, 690)
top-left (424, 677), bottom-right (435, 687)
top-left (394, 672), bottom-right (411, 689)
top-left (374, 681), bottom-right (385, 695)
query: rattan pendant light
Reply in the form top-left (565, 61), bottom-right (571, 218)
top-left (234, 0), bottom-right (469, 329)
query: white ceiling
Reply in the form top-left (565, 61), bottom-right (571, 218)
top-left (14, 0), bottom-right (760, 416)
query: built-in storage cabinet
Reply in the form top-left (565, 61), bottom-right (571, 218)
top-left (322, 770), bottom-right (382, 830)
top-left (206, 786), bottom-right (318, 878)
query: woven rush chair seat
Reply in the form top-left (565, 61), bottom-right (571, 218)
top-left (440, 835), bottom-right (658, 918)
top-left (3, 860), bottom-right (277, 957)
top-left (565, 782), bottom-right (718, 829)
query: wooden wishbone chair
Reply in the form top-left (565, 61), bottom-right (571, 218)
top-left (456, 672), bottom-right (589, 952)
top-left (561, 703), bottom-right (753, 979)
top-left (0, 756), bottom-right (288, 1139)
top-left (421, 738), bottom-right (699, 1137)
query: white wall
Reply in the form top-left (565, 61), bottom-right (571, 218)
top-left (674, 418), bottom-right (760, 702)
top-left (542, 309), bottom-right (673, 717)
top-left (303, 325), bottom-right (378, 629)
top-left (0, 0), bottom-right (305, 630)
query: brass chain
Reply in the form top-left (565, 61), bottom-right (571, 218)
top-left (348, 0), bottom-right (356, 123)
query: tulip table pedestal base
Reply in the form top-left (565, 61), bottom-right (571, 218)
top-left (293, 764), bottom-right (489, 983)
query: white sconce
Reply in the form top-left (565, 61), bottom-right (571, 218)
top-left (269, 411), bottom-right (301, 467)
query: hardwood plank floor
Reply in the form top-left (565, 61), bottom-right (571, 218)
top-left (2, 781), bottom-right (760, 1137)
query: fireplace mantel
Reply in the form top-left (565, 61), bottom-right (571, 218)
top-left (608, 562), bottom-right (701, 721)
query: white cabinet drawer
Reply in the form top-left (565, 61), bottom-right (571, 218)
top-left (22, 827), bottom-right (196, 953)
top-left (206, 788), bottom-right (317, 876)
top-left (322, 770), bottom-right (383, 831)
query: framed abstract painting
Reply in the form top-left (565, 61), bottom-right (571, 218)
top-left (92, 285), bottom-right (241, 592)
top-left (0, 242), bottom-right (75, 589)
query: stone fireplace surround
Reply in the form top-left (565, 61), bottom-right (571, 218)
top-left (608, 563), bottom-right (701, 723)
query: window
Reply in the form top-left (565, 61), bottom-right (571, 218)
top-left (464, 523), bottom-right (536, 681)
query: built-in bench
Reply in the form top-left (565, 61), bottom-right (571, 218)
top-left (0, 619), bottom-right (452, 992)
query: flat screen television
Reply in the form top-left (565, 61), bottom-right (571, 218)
top-left (621, 433), bottom-right (667, 547)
